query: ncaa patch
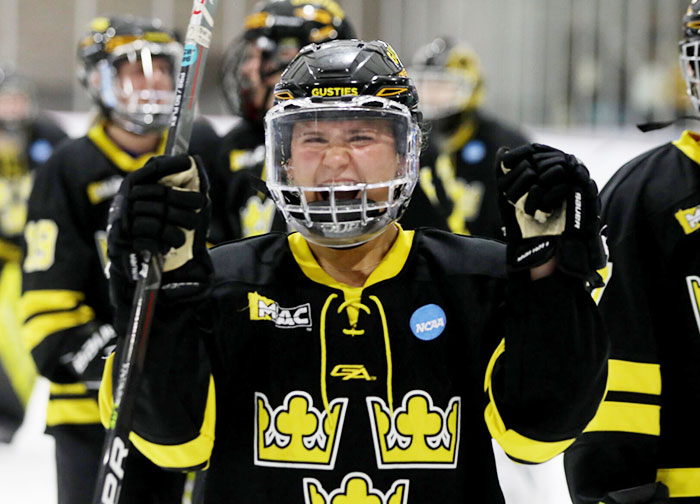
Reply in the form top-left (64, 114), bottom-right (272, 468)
top-left (410, 304), bottom-right (446, 341)
top-left (461, 139), bottom-right (486, 164)
top-left (29, 139), bottom-right (53, 164)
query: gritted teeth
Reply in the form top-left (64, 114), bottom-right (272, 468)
top-left (321, 190), bottom-right (360, 201)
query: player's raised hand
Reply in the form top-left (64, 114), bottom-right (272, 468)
top-left (495, 143), bottom-right (606, 283)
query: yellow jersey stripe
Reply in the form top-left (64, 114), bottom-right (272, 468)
top-left (23, 305), bottom-right (95, 350)
top-left (100, 353), bottom-right (216, 470)
top-left (46, 397), bottom-right (101, 426)
top-left (21, 290), bottom-right (86, 320)
top-left (483, 339), bottom-right (575, 463)
top-left (583, 401), bottom-right (660, 436)
top-left (607, 359), bottom-right (661, 396)
top-left (656, 468), bottom-right (700, 498)
top-left (49, 382), bottom-right (89, 395)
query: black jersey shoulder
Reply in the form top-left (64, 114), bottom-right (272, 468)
top-left (190, 118), bottom-right (221, 173)
top-left (219, 119), bottom-right (264, 152)
top-left (474, 112), bottom-right (530, 148)
top-left (29, 115), bottom-right (69, 145)
top-left (209, 232), bottom-right (293, 287)
top-left (412, 228), bottom-right (507, 279)
top-left (600, 141), bottom-right (695, 243)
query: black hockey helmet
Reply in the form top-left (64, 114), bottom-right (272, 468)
top-left (0, 64), bottom-right (38, 132)
top-left (409, 37), bottom-right (483, 136)
top-left (220, 0), bottom-right (356, 122)
top-left (265, 40), bottom-right (422, 248)
top-left (681, 0), bottom-right (700, 113)
top-left (77, 15), bottom-right (182, 134)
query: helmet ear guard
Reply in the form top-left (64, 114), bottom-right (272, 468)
top-left (264, 40), bottom-right (423, 248)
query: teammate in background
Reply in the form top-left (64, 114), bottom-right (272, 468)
top-left (20, 16), bottom-right (218, 504)
top-left (409, 37), bottom-right (529, 239)
top-left (102, 39), bottom-right (608, 503)
top-left (563, 3), bottom-right (700, 503)
top-left (0, 66), bottom-right (67, 443)
top-left (212, 0), bottom-right (447, 244)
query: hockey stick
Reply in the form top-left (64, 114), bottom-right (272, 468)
top-left (92, 2), bottom-right (218, 503)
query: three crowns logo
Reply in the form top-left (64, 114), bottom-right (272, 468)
top-left (366, 390), bottom-right (461, 469)
top-left (304, 472), bottom-right (409, 504)
top-left (254, 391), bottom-right (348, 469)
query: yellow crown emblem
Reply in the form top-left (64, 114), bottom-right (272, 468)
top-left (366, 390), bottom-right (460, 468)
top-left (255, 391), bottom-right (348, 469)
top-left (303, 472), bottom-right (409, 504)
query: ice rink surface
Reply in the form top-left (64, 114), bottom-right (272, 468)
top-left (0, 114), bottom-right (685, 503)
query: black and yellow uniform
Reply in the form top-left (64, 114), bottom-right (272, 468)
top-left (421, 112), bottom-right (528, 239)
top-left (101, 226), bottom-right (607, 503)
top-left (21, 119), bottom-right (218, 504)
top-left (564, 130), bottom-right (700, 503)
top-left (0, 115), bottom-right (66, 443)
top-left (209, 120), bottom-right (449, 245)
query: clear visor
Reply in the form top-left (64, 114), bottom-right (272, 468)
top-left (90, 39), bottom-right (182, 132)
top-left (409, 68), bottom-right (477, 121)
top-left (265, 96), bottom-right (420, 247)
top-left (680, 39), bottom-right (700, 113)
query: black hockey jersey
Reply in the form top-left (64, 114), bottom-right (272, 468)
top-left (0, 116), bottom-right (67, 261)
top-left (101, 227), bottom-right (607, 503)
top-left (564, 130), bottom-right (700, 503)
top-left (21, 119), bottom-right (218, 431)
top-left (421, 112), bottom-right (528, 239)
top-left (209, 119), bottom-right (449, 245)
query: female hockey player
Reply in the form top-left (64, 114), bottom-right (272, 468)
top-left (103, 39), bottom-right (608, 503)
top-left (564, 2), bottom-right (700, 503)
top-left (21, 15), bottom-right (218, 504)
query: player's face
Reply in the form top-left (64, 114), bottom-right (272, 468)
top-left (116, 56), bottom-right (174, 102)
top-left (287, 119), bottom-right (399, 202)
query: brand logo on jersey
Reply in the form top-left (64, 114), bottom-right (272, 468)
top-left (311, 87), bottom-right (359, 97)
top-left (29, 139), bottom-right (53, 164)
top-left (87, 176), bottom-right (123, 205)
top-left (303, 472), bottom-right (409, 504)
top-left (254, 391), bottom-right (348, 469)
top-left (248, 291), bottom-right (312, 329)
top-left (366, 390), bottom-right (461, 468)
top-left (229, 145), bottom-right (265, 172)
top-left (240, 196), bottom-right (276, 237)
top-left (675, 205), bottom-right (700, 234)
top-left (409, 304), bottom-right (446, 341)
top-left (330, 364), bottom-right (376, 381)
top-left (461, 139), bottom-right (486, 164)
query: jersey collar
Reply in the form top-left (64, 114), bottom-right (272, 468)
top-left (87, 122), bottom-right (167, 172)
top-left (672, 129), bottom-right (700, 166)
top-left (287, 223), bottom-right (415, 292)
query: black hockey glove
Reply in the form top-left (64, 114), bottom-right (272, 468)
top-left (107, 154), bottom-right (213, 314)
top-left (601, 482), bottom-right (670, 504)
top-left (496, 143), bottom-right (606, 284)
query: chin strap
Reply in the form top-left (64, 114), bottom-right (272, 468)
top-left (636, 115), bottom-right (700, 132)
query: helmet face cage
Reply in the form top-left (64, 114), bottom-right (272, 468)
top-left (409, 68), bottom-right (477, 122)
top-left (265, 96), bottom-right (420, 248)
top-left (681, 38), bottom-right (700, 114)
top-left (78, 21), bottom-right (182, 135)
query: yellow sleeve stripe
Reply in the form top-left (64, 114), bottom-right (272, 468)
top-left (656, 468), bottom-right (700, 498)
top-left (50, 382), bottom-right (89, 395)
top-left (607, 359), bottom-right (661, 396)
top-left (99, 353), bottom-right (216, 471)
top-left (22, 305), bottom-right (95, 350)
top-left (583, 400), bottom-right (660, 436)
top-left (46, 397), bottom-right (101, 426)
top-left (21, 290), bottom-right (86, 319)
top-left (483, 338), bottom-right (575, 463)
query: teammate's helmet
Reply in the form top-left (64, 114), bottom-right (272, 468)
top-left (409, 37), bottom-right (483, 135)
top-left (265, 40), bottom-right (422, 248)
top-left (681, 0), bottom-right (700, 114)
top-left (220, 0), bottom-right (356, 123)
top-left (0, 65), bottom-right (38, 132)
top-left (77, 16), bottom-right (182, 134)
